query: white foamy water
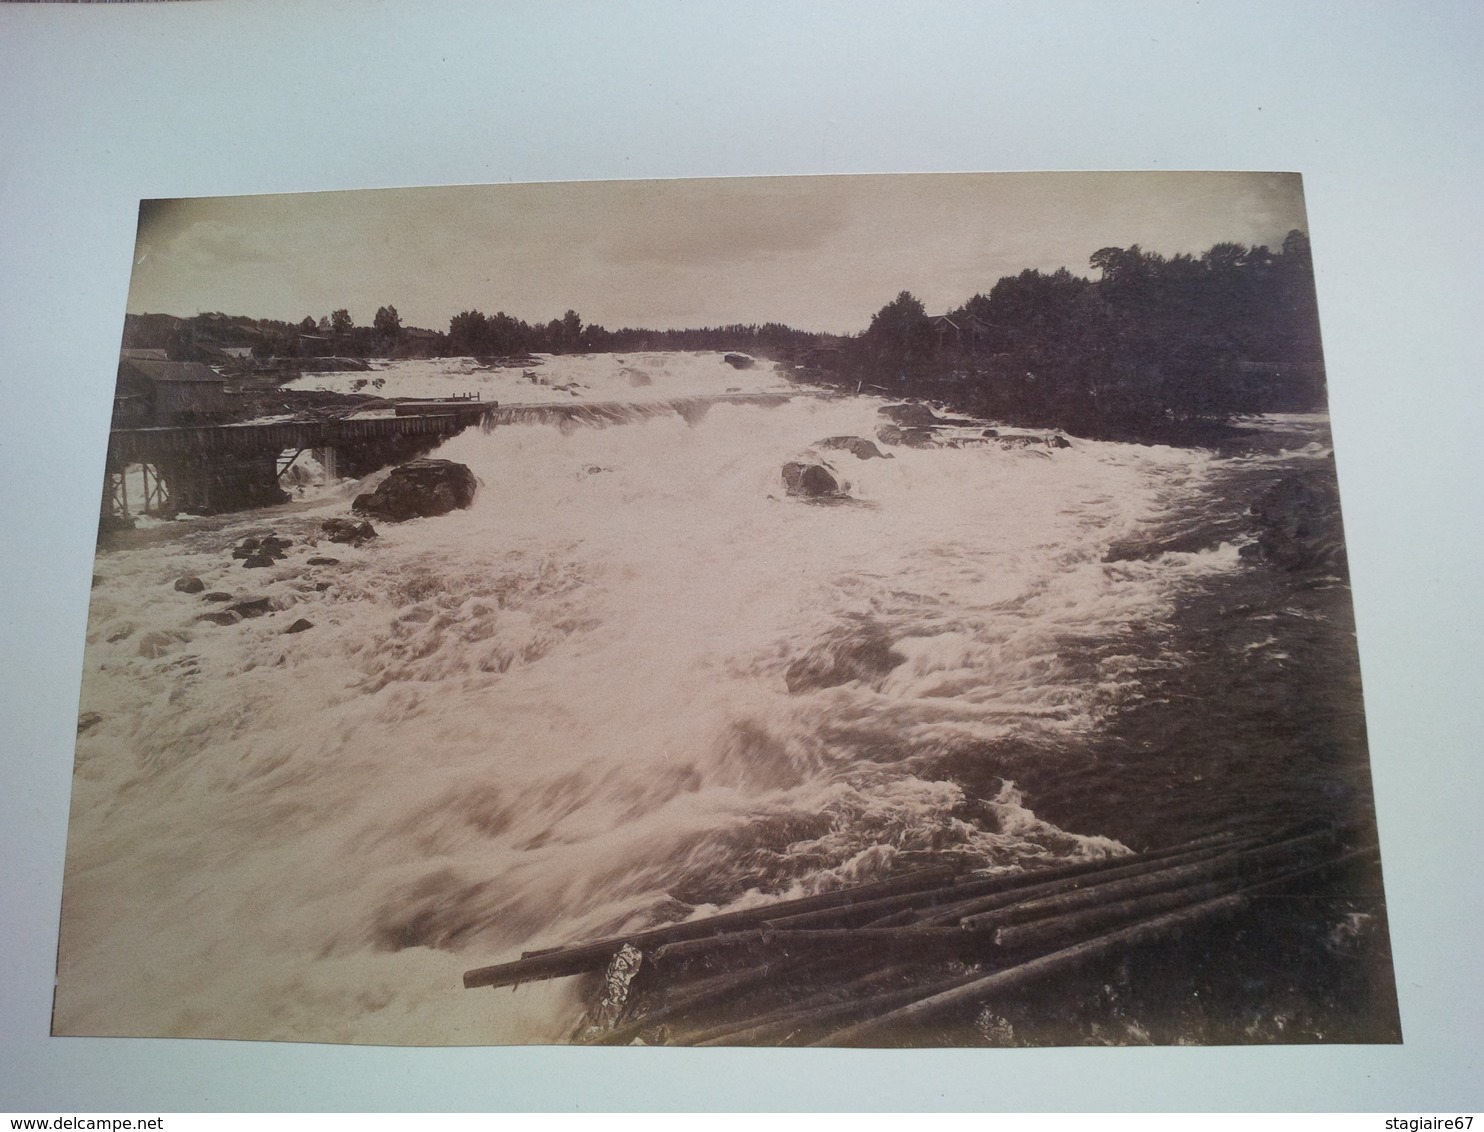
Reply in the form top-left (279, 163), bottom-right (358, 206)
top-left (58, 353), bottom-right (1240, 1045)
top-left (283, 351), bottom-right (793, 402)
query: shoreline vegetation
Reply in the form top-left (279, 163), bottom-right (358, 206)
top-left (122, 231), bottom-right (1324, 449)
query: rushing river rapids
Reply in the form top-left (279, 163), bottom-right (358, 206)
top-left (56, 353), bottom-right (1390, 1045)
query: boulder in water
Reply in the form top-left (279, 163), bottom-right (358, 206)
top-left (285, 618), bottom-right (314, 634)
top-left (877, 403), bottom-right (977, 429)
top-left (1249, 470), bottom-right (1348, 573)
top-left (723, 353), bottom-right (756, 370)
top-left (815, 436), bottom-right (894, 460)
top-left (174, 576), bottom-right (205, 594)
top-left (876, 424), bottom-right (939, 449)
top-left (782, 461), bottom-right (844, 498)
top-left (229, 598), bottom-right (273, 619)
top-left (352, 459), bottom-right (478, 523)
top-left (136, 631), bottom-right (178, 659)
top-left (785, 626), bottom-right (905, 693)
top-left (878, 403), bottom-right (942, 427)
top-left (322, 517), bottom-right (377, 545)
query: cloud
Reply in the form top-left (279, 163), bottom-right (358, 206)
top-left (593, 178), bottom-right (850, 270)
top-left (164, 219), bottom-right (278, 271)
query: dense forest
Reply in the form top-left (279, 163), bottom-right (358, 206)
top-left (122, 230), bottom-right (1326, 442)
top-left (829, 229), bottom-right (1327, 440)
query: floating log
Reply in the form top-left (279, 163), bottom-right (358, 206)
top-left (811, 893), bottom-right (1249, 1047)
top-left (763, 835), bottom-right (1255, 932)
top-left (466, 823), bottom-right (1369, 1047)
top-left (991, 880), bottom-right (1234, 950)
top-left (689, 963), bottom-right (939, 1047)
top-left (907, 835), bottom-right (1265, 929)
top-left (651, 926), bottom-right (980, 968)
top-left (463, 864), bottom-right (957, 989)
top-left (704, 965), bottom-right (1007, 1047)
top-left (956, 827), bottom-right (1333, 932)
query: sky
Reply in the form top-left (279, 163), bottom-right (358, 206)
top-left (127, 171), bottom-right (1309, 336)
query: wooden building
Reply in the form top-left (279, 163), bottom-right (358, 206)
top-left (113, 357), bottom-right (231, 428)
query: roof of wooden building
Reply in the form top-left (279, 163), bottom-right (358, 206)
top-left (119, 359), bottom-right (226, 385)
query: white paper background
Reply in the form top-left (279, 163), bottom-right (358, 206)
top-left (1, 0), bottom-right (1479, 1112)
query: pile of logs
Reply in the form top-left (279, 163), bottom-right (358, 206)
top-left (461, 822), bottom-right (1381, 1046)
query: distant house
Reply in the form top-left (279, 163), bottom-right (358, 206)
top-left (925, 312), bottom-right (990, 351)
top-left (113, 358), bottom-right (231, 428)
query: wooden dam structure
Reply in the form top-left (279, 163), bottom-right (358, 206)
top-left (103, 391), bottom-right (797, 521)
top-left (104, 404), bottom-right (490, 519)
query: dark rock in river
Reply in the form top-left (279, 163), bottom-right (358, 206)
top-left (782, 461), bottom-right (843, 497)
top-left (284, 618), bottom-right (314, 634)
top-left (815, 436), bottom-right (894, 460)
top-left (878, 403), bottom-right (977, 428)
top-left (198, 611), bottom-right (240, 626)
top-left (174, 576), bottom-right (205, 594)
top-left (876, 424), bottom-right (939, 449)
top-left (322, 517), bottom-right (377, 545)
top-left (242, 554), bottom-right (277, 569)
top-left (228, 598), bottom-right (273, 619)
top-left (1248, 470), bottom-right (1348, 574)
top-left (203, 591), bottom-right (233, 602)
top-left (352, 459), bottom-right (478, 523)
top-left (234, 535), bottom-right (287, 562)
top-left (723, 353), bottom-right (756, 369)
top-left (306, 556), bottom-right (340, 566)
top-left (785, 623), bottom-right (906, 693)
top-left (879, 403), bottom-right (942, 427)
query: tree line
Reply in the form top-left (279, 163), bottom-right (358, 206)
top-left (837, 229), bottom-right (1326, 439)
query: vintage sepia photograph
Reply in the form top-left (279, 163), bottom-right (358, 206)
top-left (55, 171), bottom-right (1399, 1048)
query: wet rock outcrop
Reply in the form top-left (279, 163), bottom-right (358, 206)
top-left (782, 461), bottom-right (846, 498)
top-left (352, 459), bottom-right (478, 523)
top-left (784, 624), bottom-right (905, 693)
top-left (1243, 468), bottom-right (1348, 574)
top-left (878, 403), bottom-right (945, 428)
top-left (876, 424), bottom-right (939, 449)
top-left (723, 353), bottom-right (756, 370)
top-left (815, 436), bottom-right (894, 460)
top-left (322, 518), bottom-right (377, 545)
